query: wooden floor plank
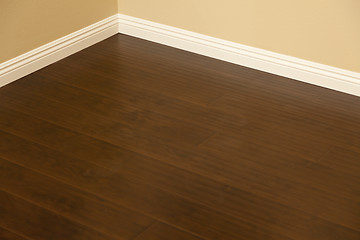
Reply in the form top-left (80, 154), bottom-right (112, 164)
top-left (0, 106), bottom-right (358, 239)
top-left (0, 128), bottom-right (293, 240)
top-left (198, 132), bottom-right (359, 200)
top-left (0, 98), bottom-right (359, 235)
top-left (212, 93), bottom-right (360, 150)
top-left (0, 190), bottom-right (115, 240)
top-left (56, 34), bottom-right (326, 104)
top-left (0, 34), bottom-right (359, 239)
top-left (0, 81), bottom-right (212, 148)
top-left (32, 66), bottom-right (250, 134)
top-left (48, 41), bottom-right (228, 106)
top-left (0, 226), bottom-right (28, 240)
top-left (320, 147), bottom-right (360, 178)
top-left (135, 222), bottom-right (203, 240)
top-left (0, 156), bottom-right (153, 240)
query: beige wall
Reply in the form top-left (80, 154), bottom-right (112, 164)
top-left (0, 0), bottom-right (117, 63)
top-left (2, 1), bottom-right (358, 72)
top-left (118, 0), bottom-right (360, 72)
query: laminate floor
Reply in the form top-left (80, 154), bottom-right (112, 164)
top-left (0, 34), bottom-right (359, 240)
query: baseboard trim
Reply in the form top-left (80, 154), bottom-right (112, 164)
top-left (2, 13), bottom-right (360, 97)
top-left (118, 14), bottom-right (360, 97)
top-left (0, 14), bottom-right (119, 88)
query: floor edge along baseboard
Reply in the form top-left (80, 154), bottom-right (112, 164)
top-left (118, 14), bottom-right (360, 97)
top-left (1, 13), bottom-right (360, 98)
top-left (0, 14), bottom-right (119, 88)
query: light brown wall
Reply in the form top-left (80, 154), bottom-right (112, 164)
top-left (118, 0), bottom-right (360, 72)
top-left (0, 0), bottom-right (117, 63)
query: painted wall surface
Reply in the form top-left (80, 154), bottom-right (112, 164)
top-left (118, 0), bottom-right (360, 72)
top-left (0, 0), bottom-right (117, 63)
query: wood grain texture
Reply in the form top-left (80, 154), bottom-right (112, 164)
top-left (0, 128), bottom-right (290, 240)
top-left (0, 190), bottom-right (114, 240)
top-left (0, 34), bottom-right (359, 240)
top-left (0, 226), bottom-right (28, 240)
top-left (0, 156), bottom-right (153, 240)
top-left (135, 222), bottom-right (202, 240)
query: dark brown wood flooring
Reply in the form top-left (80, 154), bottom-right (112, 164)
top-left (0, 34), bottom-right (359, 240)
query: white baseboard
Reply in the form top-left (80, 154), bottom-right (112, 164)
top-left (0, 15), bottom-right (119, 88)
top-left (2, 13), bottom-right (360, 97)
top-left (118, 14), bottom-right (360, 97)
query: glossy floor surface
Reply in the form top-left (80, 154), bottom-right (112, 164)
top-left (0, 34), bottom-right (359, 240)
